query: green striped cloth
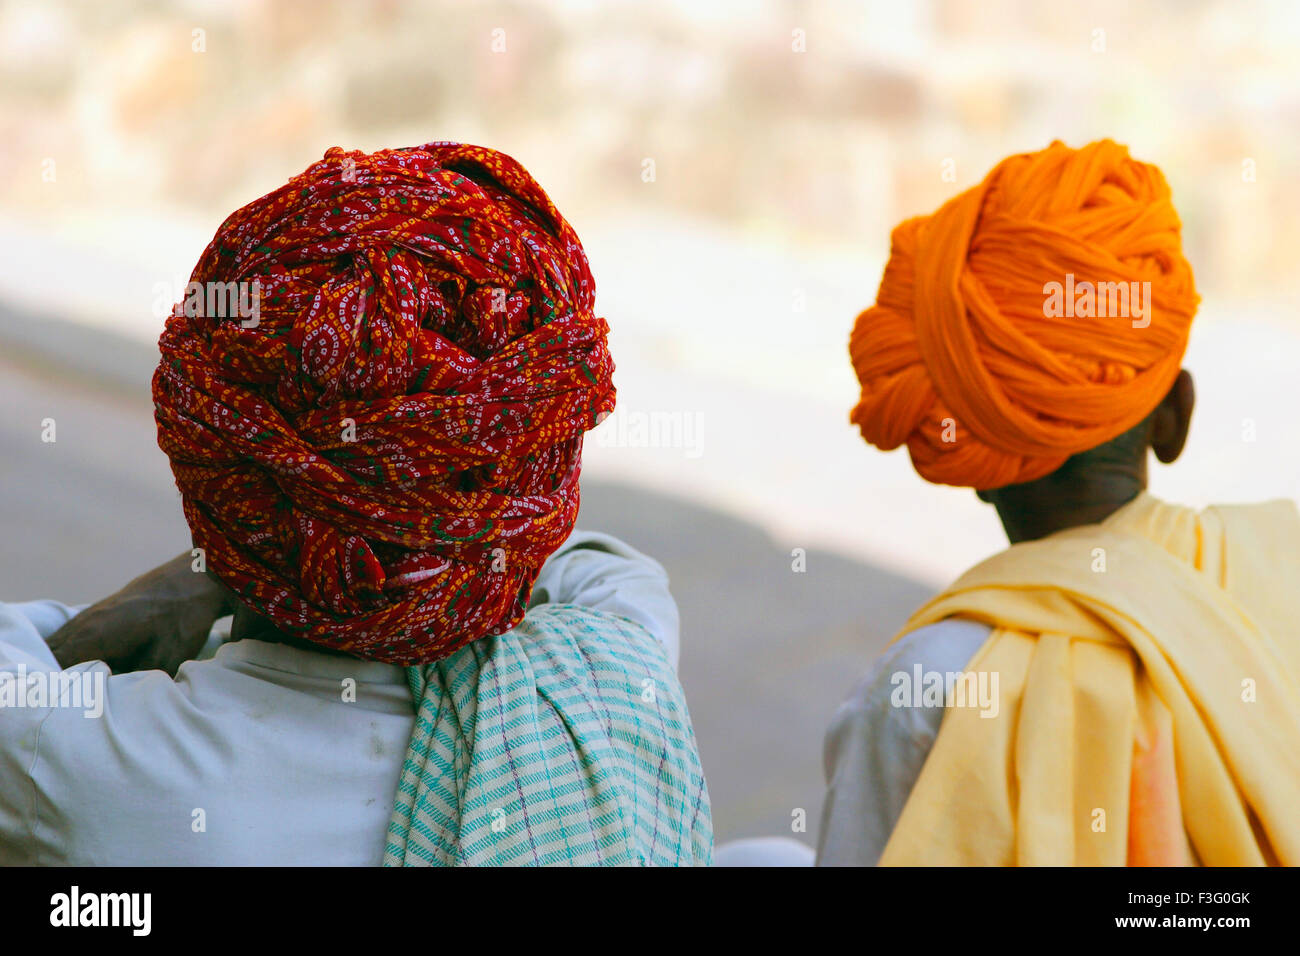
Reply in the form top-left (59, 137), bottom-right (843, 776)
top-left (383, 603), bottom-right (713, 866)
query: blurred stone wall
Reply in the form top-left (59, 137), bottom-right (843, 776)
top-left (2, 0), bottom-right (1298, 311)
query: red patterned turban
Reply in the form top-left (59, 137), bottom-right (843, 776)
top-left (154, 143), bottom-right (614, 663)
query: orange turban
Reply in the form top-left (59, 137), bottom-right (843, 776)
top-left (848, 139), bottom-right (1200, 490)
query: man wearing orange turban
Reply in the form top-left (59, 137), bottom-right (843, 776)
top-left (821, 139), bottom-right (1300, 866)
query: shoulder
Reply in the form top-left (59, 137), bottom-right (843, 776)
top-left (816, 617), bottom-right (992, 866)
top-left (531, 530), bottom-right (680, 669)
top-left (834, 618), bottom-right (993, 725)
top-left (511, 603), bottom-right (676, 677)
top-left (825, 617), bottom-right (994, 796)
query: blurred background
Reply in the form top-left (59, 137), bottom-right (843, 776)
top-left (2, 0), bottom-right (1299, 848)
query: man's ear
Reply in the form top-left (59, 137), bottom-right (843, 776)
top-left (1152, 369), bottom-right (1195, 464)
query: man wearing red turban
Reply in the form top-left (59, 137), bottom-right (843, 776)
top-left (155, 142), bottom-right (615, 664)
top-left (0, 144), bottom-right (712, 865)
top-left (821, 140), bottom-right (1300, 866)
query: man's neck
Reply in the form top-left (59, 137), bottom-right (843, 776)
top-left (993, 480), bottom-right (1145, 544)
top-left (230, 606), bottom-right (356, 657)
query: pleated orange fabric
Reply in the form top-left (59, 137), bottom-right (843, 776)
top-left (849, 139), bottom-right (1200, 489)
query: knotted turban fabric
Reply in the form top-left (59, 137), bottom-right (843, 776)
top-left (154, 143), bottom-right (614, 663)
top-left (849, 139), bottom-right (1200, 490)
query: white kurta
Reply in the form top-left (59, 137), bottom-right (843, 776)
top-left (816, 617), bottom-right (991, 866)
top-left (0, 531), bottom-right (679, 865)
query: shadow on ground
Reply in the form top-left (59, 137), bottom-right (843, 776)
top-left (577, 482), bottom-right (933, 845)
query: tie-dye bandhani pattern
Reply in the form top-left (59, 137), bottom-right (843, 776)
top-left (384, 604), bottom-right (713, 866)
top-left (153, 143), bottom-right (615, 663)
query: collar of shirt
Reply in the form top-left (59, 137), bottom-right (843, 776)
top-left (206, 638), bottom-right (414, 715)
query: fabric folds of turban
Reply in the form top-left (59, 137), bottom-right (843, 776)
top-left (848, 139), bottom-right (1200, 490)
top-left (153, 143), bottom-right (614, 664)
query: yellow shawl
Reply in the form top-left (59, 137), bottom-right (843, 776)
top-left (880, 493), bottom-right (1300, 866)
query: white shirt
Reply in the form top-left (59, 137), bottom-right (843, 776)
top-left (0, 530), bottom-right (678, 865)
top-left (816, 617), bottom-right (991, 866)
